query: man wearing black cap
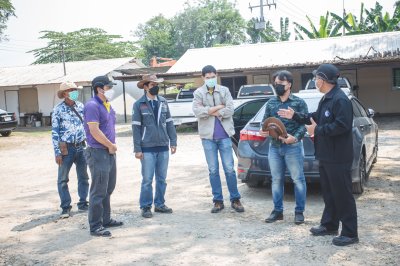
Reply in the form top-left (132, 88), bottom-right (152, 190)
top-left (84, 75), bottom-right (123, 237)
top-left (278, 64), bottom-right (358, 246)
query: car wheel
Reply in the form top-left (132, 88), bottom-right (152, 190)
top-left (0, 131), bottom-right (12, 137)
top-left (352, 153), bottom-right (366, 194)
top-left (246, 181), bottom-right (264, 188)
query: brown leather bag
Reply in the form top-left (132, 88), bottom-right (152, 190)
top-left (59, 141), bottom-right (68, 156)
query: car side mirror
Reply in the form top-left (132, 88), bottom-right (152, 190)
top-left (353, 85), bottom-right (359, 91)
top-left (367, 108), bottom-right (375, 118)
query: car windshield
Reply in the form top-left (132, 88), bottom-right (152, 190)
top-left (252, 95), bottom-right (322, 122)
top-left (239, 85), bottom-right (274, 97)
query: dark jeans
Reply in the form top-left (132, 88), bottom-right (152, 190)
top-left (57, 144), bottom-right (89, 210)
top-left (85, 147), bottom-right (117, 232)
top-left (319, 161), bottom-right (358, 238)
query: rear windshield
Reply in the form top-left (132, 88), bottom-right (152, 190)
top-left (177, 89), bottom-right (195, 100)
top-left (307, 78), bottom-right (349, 89)
top-left (239, 85), bottom-right (274, 97)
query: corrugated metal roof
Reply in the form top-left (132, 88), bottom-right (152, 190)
top-left (0, 57), bottom-right (141, 87)
top-left (167, 31), bottom-right (400, 74)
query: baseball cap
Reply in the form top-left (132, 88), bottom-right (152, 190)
top-left (312, 64), bottom-right (340, 84)
top-left (92, 75), bottom-right (117, 89)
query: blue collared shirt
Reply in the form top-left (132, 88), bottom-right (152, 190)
top-left (51, 101), bottom-right (86, 156)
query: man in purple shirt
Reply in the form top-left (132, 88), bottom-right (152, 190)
top-left (84, 75), bottom-right (123, 237)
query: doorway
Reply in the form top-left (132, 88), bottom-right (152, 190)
top-left (5, 90), bottom-right (19, 123)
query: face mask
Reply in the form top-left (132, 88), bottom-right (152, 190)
top-left (68, 90), bottom-right (79, 101)
top-left (205, 77), bottom-right (217, 88)
top-left (315, 79), bottom-right (322, 92)
top-left (103, 89), bottom-right (114, 101)
top-left (275, 84), bottom-right (286, 96)
top-left (149, 85), bottom-right (159, 96)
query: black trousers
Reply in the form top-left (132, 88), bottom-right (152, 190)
top-left (85, 147), bottom-right (117, 232)
top-left (319, 161), bottom-right (358, 238)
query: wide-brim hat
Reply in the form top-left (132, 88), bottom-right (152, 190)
top-left (137, 74), bottom-right (164, 89)
top-left (58, 81), bottom-right (83, 99)
top-left (262, 117), bottom-right (288, 140)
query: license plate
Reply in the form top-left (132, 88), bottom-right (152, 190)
top-left (4, 117), bottom-right (11, 121)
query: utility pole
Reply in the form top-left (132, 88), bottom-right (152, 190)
top-left (249, 0), bottom-right (277, 30)
top-left (342, 0), bottom-right (346, 36)
top-left (61, 43), bottom-right (66, 76)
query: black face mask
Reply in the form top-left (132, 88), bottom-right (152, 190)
top-left (149, 85), bottom-right (159, 96)
top-left (275, 84), bottom-right (286, 96)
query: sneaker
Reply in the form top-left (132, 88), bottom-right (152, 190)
top-left (154, 205), bottom-right (173, 213)
top-left (90, 226), bottom-right (111, 237)
top-left (78, 202), bottom-right (89, 212)
top-left (211, 202), bottom-right (224, 213)
top-left (294, 212), bottom-right (305, 225)
top-left (60, 207), bottom-right (71, 218)
top-left (265, 210), bottom-right (283, 223)
top-left (231, 199), bottom-right (245, 212)
top-left (103, 219), bottom-right (123, 228)
top-left (141, 207), bottom-right (153, 218)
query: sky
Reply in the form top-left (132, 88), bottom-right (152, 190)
top-left (0, 0), bottom-right (396, 67)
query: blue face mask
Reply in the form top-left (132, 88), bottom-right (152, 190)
top-left (205, 77), bottom-right (217, 88)
top-left (69, 90), bottom-right (79, 101)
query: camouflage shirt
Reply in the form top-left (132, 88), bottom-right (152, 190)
top-left (262, 94), bottom-right (308, 145)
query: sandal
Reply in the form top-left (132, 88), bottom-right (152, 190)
top-left (90, 227), bottom-right (111, 237)
top-left (104, 219), bottom-right (123, 228)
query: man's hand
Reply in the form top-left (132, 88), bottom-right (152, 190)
top-left (135, 152), bottom-right (144, 160)
top-left (170, 146), bottom-right (177, 154)
top-left (55, 155), bottom-right (63, 166)
top-left (259, 128), bottom-right (269, 137)
top-left (277, 107), bottom-right (295, 120)
top-left (279, 133), bottom-right (297, 144)
top-left (108, 144), bottom-right (117, 154)
top-left (305, 117), bottom-right (317, 136)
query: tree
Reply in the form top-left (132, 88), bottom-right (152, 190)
top-left (29, 28), bottom-right (137, 64)
top-left (279, 17), bottom-right (291, 41)
top-left (135, 0), bottom-right (246, 61)
top-left (246, 18), bottom-right (278, 43)
top-left (0, 0), bottom-right (16, 41)
top-left (134, 14), bottom-right (176, 64)
top-left (294, 12), bottom-right (342, 39)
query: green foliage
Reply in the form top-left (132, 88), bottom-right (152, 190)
top-left (294, 12), bottom-right (342, 40)
top-left (0, 0), bottom-right (16, 41)
top-left (279, 17), bottom-right (291, 41)
top-left (30, 28), bottom-right (137, 64)
top-left (246, 18), bottom-right (278, 43)
top-left (135, 0), bottom-right (246, 62)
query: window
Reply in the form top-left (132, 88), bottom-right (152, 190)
top-left (220, 76), bottom-right (247, 98)
top-left (392, 68), bottom-right (400, 90)
top-left (240, 101), bottom-right (266, 121)
top-left (238, 85), bottom-right (274, 97)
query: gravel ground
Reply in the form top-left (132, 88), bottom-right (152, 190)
top-left (0, 116), bottom-right (399, 265)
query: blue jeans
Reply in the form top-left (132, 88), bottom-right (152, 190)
top-left (201, 138), bottom-right (241, 203)
top-left (57, 144), bottom-right (89, 210)
top-left (139, 151), bottom-right (169, 209)
top-left (268, 142), bottom-right (306, 213)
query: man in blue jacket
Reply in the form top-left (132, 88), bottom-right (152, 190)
top-left (278, 64), bottom-right (358, 246)
top-left (132, 74), bottom-right (177, 218)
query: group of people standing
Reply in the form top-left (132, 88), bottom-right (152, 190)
top-left (51, 63), bottom-right (358, 246)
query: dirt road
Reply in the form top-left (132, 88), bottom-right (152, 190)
top-left (0, 117), bottom-right (399, 265)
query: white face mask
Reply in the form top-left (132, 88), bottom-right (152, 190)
top-left (315, 79), bottom-right (321, 92)
top-left (103, 89), bottom-right (114, 101)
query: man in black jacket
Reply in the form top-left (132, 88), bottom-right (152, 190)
top-left (278, 64), bottom-right (358, 246)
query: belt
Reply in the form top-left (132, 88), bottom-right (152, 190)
top-left (67, 140), bottom-right (86, 148)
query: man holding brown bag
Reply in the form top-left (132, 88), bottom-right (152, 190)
top-left (51, 82), bottom-right (89, 219)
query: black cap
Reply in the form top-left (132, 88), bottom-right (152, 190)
top-left (312, 64), bottom-right (340, 84)
top-left (92, 75), bottom-right (117, 89)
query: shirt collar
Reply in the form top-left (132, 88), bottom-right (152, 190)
top-left (324, 84), bottom-right (340, 99)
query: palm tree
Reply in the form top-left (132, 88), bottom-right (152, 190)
top-left (279, 17), bottom-right (290, 41)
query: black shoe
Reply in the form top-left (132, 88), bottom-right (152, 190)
top-left (231, 199), bottom-right (245, 212)
top-left (310, 225), bottom-right (338, 236)
top-left (104, 219), bottom-right (123, 228)
top-left (332, 235), bottom-right (359, 246)
top-left (211, 202), bottom-right (224, 213)
top-left (90, 226), bottom-right (111, 237)
top-left (60, 207), bottom-right (71, 218)
top-left (294, 212), bottom-right (305, 225)
top-left (265, 210), bottom-right (283, 223)
top-left (154, 205), bottom-right (173, 213)
top-left (141, 207), bottom-right (153, 218)
top-left (78, 202), bottom-right (89, 212)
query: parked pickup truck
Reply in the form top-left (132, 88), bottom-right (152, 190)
top-left (169, 85), bottom-right (276, 126)
top-left (303, 77), bottom-right (355, 95)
